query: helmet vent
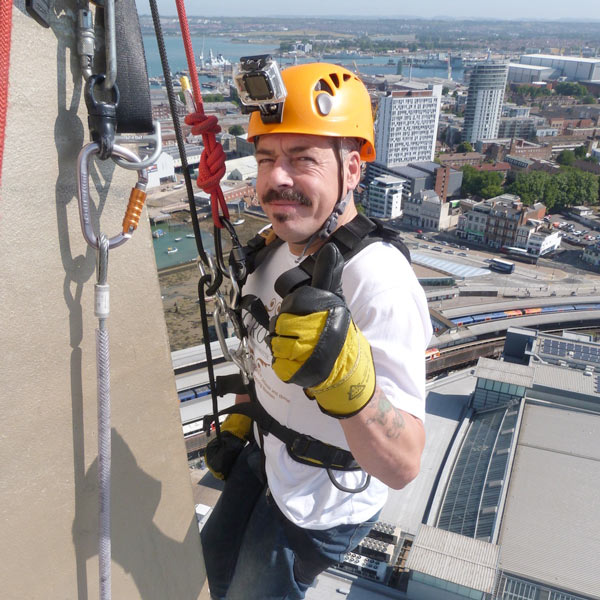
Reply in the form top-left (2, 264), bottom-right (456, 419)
top-left (343, 73), bottom-right (351, 81)
top-left (329, 73), bottom-right (340, 88)
top-left (315, 79), bottom-right (334, 95)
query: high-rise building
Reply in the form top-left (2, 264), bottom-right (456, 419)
top-left (463, 62), bottom-right (508, 144)
top-left (374, 83), bottom-right (442, 167)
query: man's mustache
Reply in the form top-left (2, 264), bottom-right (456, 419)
top-left (262, 188), bottom-right (312, 206)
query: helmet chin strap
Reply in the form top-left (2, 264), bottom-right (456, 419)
top-left (295, 139), bottom-right (351, 263)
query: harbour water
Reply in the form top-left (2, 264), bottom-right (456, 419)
top-left (142, 35), bottom-right (463, 82)
top-left (146, 35), bottom-right (463, 268)
top-left (152, 222), bottom-right (214, 270)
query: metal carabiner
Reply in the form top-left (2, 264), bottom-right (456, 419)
top-left (213, 297), bottom-right (254, 384)
top-left (198, 253), bottom-right (219, 296)
top-left (113, 121), bottom-right (163, 171)
top-left (77, 142), bottom-right (147, 250)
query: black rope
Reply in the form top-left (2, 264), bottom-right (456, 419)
top-left (148, 0), bottom-right (207, 264)
top-left (149, 0), bottom-right (223, 439)
top-left (198, 275), bottom-right (222, 439)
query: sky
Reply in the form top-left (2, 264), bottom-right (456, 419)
top-left (136, 0), bottom-right (598, 21)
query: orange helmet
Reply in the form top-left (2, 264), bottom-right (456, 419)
top-left (247, 62), bottom-right (375, 162)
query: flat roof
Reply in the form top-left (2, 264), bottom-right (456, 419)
top-left (521, 53), bottom-right (600, 65)
top-left (380, 371), bottom-right (474, 533)
top-left (498, 402), bottom-right (600, 599)
top-left (391, 165), bottom-right (430, 179)
top-left (407, 525), bottom-right (500, 593)
top-left (475, 357), bottom-right (534, 388)
top-left (509, 63), bottom-right (552, 71)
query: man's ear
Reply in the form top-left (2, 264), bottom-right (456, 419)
top-left (345, 151), bottom-right (362, 191)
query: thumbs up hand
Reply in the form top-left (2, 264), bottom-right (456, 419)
top-left (268, 244), bottom-right (376, 418)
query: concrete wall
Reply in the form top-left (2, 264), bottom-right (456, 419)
top-left (1, 3), bottom-right (205, 598)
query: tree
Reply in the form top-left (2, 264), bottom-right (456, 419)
top-left (202, 93), bottom-right (225, 102)
top-left (507, 171), bottom-right (550, 206)
top-left (574, 145), bottom-right (587, 159)
top-left (581, 94), bottom-right (597, 105)
top-left (457, 141), bottom-right (473, 153)
top-left (507, 168), bottom-right (599, 211)
top-left (557, 150), bottom-right (575, 167)
top-left (461, 165), bottom-right (504, 199)
top-left (554, 82), bottom-right (586, 97)
top-left (228, 125), bottom-right (245, 136)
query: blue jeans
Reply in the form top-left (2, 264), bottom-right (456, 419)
top-left (201, 443), bottom-right (380, 600)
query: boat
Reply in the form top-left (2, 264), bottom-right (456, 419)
top-left (186, 233), bottom-right (195, 238)
top-left (232, 219), bottom-right (245, 226)
top-left (166, 247), bottom-right (178, 254)
top-left (174, 237), bottom-right (183, 242)
top-left (152, 229), bottom-right (165, 238)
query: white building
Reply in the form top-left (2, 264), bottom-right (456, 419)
top-left (507, 63), bottom-right (554, 84)
top-left (403, 190), bottom-right (460, 232)
top-left (224, 155), bottom-right (257, 181)
top-left (374, 83), bottom-right (442, 167)
top-left (463, 62), bottom-right (509, 144)
top-left (518, 54), bottom-right (600, 82)
top-left (527, 228), bottom-right (561, 256)
top-left (146, 151), bottom-right (175, 189)
top-left (367, 175), bottom-right (405, 219)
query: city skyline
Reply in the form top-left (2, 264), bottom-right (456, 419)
top-left (136, 0), bottom-right (599, 21)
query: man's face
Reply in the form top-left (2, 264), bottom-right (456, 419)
top-left (255, 133), bottom-right (342, 246)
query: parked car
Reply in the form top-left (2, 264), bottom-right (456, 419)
top-left (458, 252), bottom-right (468, 257)
top-left (444, 249), bottom-right (454, 254)
top-left (432, 246), bottom-right (443, 252)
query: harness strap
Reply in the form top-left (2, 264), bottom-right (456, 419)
top-left (212, 375), bottom-right (361, 471)
top-left (274, 213), bottom-right (411, 298)
top-left (114, 0), bottom-right (153, 133)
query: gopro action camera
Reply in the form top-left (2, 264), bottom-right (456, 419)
top-left (233, 55), bottom-right (287, 124)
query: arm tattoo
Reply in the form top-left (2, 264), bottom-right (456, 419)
top-left (365, 388), bottom-right (406, 439)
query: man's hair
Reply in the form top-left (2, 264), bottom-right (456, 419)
top-left (339, 137), bottom-right (362, 158)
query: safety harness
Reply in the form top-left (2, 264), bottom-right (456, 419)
top-left (205, 213), bottom-right (411, 486)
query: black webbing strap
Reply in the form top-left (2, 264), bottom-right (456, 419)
top-left (212, 375), bottom-right (360, 471)
top-left (239, 294), bottom-right (270, 331)
top-left (114, 0), bottom-right (153, 133)
top-left (274, 213), bottom-right (379, 297)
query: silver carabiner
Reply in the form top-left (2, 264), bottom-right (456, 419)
top-left (113, 121), bottom-right (163, 171)
top-left (198, 252), bottom-right (219, 297)
top-left (77, 142), bottom-right (146, 249)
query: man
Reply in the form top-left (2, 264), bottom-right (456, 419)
top-left (201, 62), bottom-right (432, 600)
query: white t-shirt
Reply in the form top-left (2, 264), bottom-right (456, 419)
top-left (242, 239), bottom-right (432, 529)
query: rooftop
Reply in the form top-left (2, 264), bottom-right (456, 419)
top-left (521, 53), bottom-right (600, 65)
top-left (498, 402), bottom-right (600, 599)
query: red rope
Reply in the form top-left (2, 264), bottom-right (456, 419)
top-left (175, 0), bottom-right (230, 227)
top-left (0, 0), bottom-right (13, 191)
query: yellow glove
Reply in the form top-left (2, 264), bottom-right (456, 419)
top-left (269, 245), bottom-right (376, 418)
top-left (205, 414), bottom-right (252, 480)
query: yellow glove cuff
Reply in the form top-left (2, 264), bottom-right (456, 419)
top-left (308, 323), bottom-right (375, 418)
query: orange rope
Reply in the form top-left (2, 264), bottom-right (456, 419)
top-left (174, 0), bottom-right (230, 227)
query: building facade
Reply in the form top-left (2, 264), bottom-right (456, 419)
top-left (367, 175), bottom-right (405, 219)
top-left (375, 84), bottom-right (442, 166)
top-left (463, 62), bottom-right (509, 144)
top-left (457, 194), bottom-right (546, 248)
top-left (519, 54), bottom-right (600, 82)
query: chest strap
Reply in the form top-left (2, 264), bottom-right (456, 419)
top-left (275, 213), bottom-right (411, 297)
top-left (210, 374), bottom-right (361, 472)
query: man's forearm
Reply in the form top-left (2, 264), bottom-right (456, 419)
top-left (340, 386), bottom-right (425, 490)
